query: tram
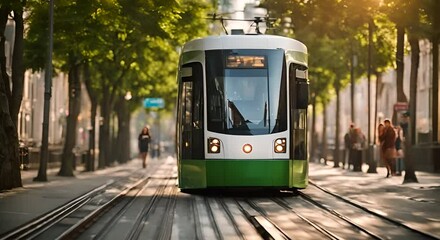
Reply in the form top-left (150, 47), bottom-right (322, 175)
top-left (176, 33), bottom-right (309, 190)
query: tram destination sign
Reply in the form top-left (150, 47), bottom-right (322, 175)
top-left (143, 98), bottom-right (165, 109)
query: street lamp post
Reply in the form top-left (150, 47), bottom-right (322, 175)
top-left (367, 18), bottom-right (377, 173)
top-left (34, 0), bottom-right (54, 182)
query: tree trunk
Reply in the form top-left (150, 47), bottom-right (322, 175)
top-left (432, 34), bottom-right (439, 142)
top-left (0, 89), bottom-right (22, 190)
top-left (0, 6), bottom-right (22, 191)
top-left (88, 102), bottom-right (97, 170)
top-left (350, 46), bottom-right (355, 124)
top-left (98, 89), bottom-right (111, 169)
top-left (321, 102), bottom-right (328, 164)
top-left (58, 63), bottom-right (81, 176)
top-left (83, 62), bottom-right (97, 171)
top-left (373, 72), bottom-right (382, 142)
top-left (115, 97), bottom-right (131, 163)
top-left (432, 39), bottom-right (439, 142)
top-left (110, 112), bottom-right (118, 164)
top-left (403, 37), bottom-right (419, 184)
top-left (334, 82), bottom-right (341, 168)
top-left (393, 25), bottom-right (408, 124)
top-left (10, 9), bottom-right (25, 129)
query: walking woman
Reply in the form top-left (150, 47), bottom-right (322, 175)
top-left (138, 126), bottom-right (151, 168)
top-left (379, 119), bottom-right (396, 178)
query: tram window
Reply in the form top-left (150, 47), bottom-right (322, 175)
top-left (206, 49), bottom-right (286, 135)
top-left (179, 62), bottom-right (204, 159)
top-left (289, 66), bottom-right (309, 110)
top-left (294, 129), bottom-right (307, 160)
top-left (182, 82), bottom-right (193, 128)
top-left (294, 109), bottom-right (307, 159)
top-left (296, 81), bottom-right (308, 109)
top-left (294, 110), bottom-right (306, 129)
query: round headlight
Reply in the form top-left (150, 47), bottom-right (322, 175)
top-left (243, 144), bottom-right (252, 153)
top-left (275, 145), bottom-right (284, 152)
top-left (211, 145), bottom-right (219, 153)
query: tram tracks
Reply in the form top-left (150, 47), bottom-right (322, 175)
top-left (208, 182), bottom-right (440, 240)
top-left (299, 180), bottom-right (440, 239)
top-left (3, 158), bottom-right (438, 240)
top-left (308, 180), bottom-right (440, 239)
top-left (0, 168), bottom-right (147, 240)
top-left (0, 180), bottom-right (114, 240)
top-left (79, 158), bottom-right (179, 240)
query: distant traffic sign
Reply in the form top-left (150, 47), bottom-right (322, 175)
top-left (143, 98), bottom-right (165, 108)
top-left (394, 102), bottom-right (408, 111)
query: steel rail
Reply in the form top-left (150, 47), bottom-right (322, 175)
top-left (308, 180), bottom-right (440, 239)
top-left (57, 177), bottom-right (149, 240)
top-left (298, 190), bottom-right (384, 240)
top-left (0, 180), bottom-right (114, 240)
top-left (236, 199), bottom-right (290, 240)
top-left (271, 198), bottom-right (340, 240)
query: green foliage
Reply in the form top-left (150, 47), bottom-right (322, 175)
top-left (25, 0), bottom-right (210, 113)
top-left (263, 0), bottom-right (395, 105)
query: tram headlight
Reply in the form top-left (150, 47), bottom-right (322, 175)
top-left (208, 138), bottom-right (221, 153)
top-left (274, 138), bottom-right (286, 153)
top-left (242, 144), bottom-right (253, 154)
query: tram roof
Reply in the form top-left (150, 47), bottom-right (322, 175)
top-left (182, 35), bottom-right (307, 54)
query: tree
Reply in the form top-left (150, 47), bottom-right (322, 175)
top-left (26, 0), bottom-right (93, 177)
top-left (403, 0), bottom-right (428, 183)
top-left (0, 1), bottom-right (25, 190)
top-left (423, 0), bottom-right (440, 142)
top-left (88, 0), bottom-right (210, 167)
top-left (383, 0), bottom-right (411, 124)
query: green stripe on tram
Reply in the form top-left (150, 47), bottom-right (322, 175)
top-left (179, 159), bottom-right (308, 189)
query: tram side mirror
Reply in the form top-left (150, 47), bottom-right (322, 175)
top-left (181, 66), bottom-right (193, 80)
top-left (296, 69), bottom-right (308, 109)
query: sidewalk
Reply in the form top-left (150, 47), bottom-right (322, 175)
top-left (309, 162), bottom-right (440, 238)
top-left (0, 159), bottom-right (142, 235)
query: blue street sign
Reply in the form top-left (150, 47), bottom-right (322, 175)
top-left (143, 98), bottom-right (165, 108)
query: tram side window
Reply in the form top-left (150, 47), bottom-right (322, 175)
top-left (289, 64), bottom-right (308, 160)
top-left (180, 63), bottom-right (204, 159)
top-left (181, 81), bottom-right (193, 129)
top-left (181, 64), bottom-right (203, 130)
top-left (293, 110), bottom-right (307, 160)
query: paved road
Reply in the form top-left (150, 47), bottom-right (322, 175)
top-left (1, 158), bottom-right (439, 238)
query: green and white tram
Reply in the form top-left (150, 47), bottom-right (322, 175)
top-left (176, 34), bottom-right (309, 190)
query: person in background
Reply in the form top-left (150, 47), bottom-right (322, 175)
top-left (343, 124), bottom-right (355, 170)
top-left (352, 127), bottom-right (366, 172)
top-left (138, 126), bottom-right (151, 168)
top-left (394, 126), bottom-right (404, 176)
top-left (379, 119), bottom-right (396, 178)
top-left (399, 112), bottom-right (409, 140)
top-left (377, 123), bottom-right (385, 166)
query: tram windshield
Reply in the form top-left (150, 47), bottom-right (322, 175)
top-left (206, 49), bottom-right (287, 135)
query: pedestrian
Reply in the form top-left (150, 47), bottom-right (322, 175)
top-left (379, 119), bottom-right (396, 178)
top-left (352, 127), bottom-right (366, 172)
top-left (138, 126), bottom-right (151, 168)
top-left (343, 124), bottom-right (355, 170)
top-left (395, 126), bottom-right (404, 176)
top-left (377, 123), bottom-right (385, 165)
top-left (399, 111), bottom-right (409, 140)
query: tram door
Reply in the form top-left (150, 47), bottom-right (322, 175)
top-left (289, 63), bottom-right (309, 160)
top-left (179, 63), bottom-right (204, 160)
